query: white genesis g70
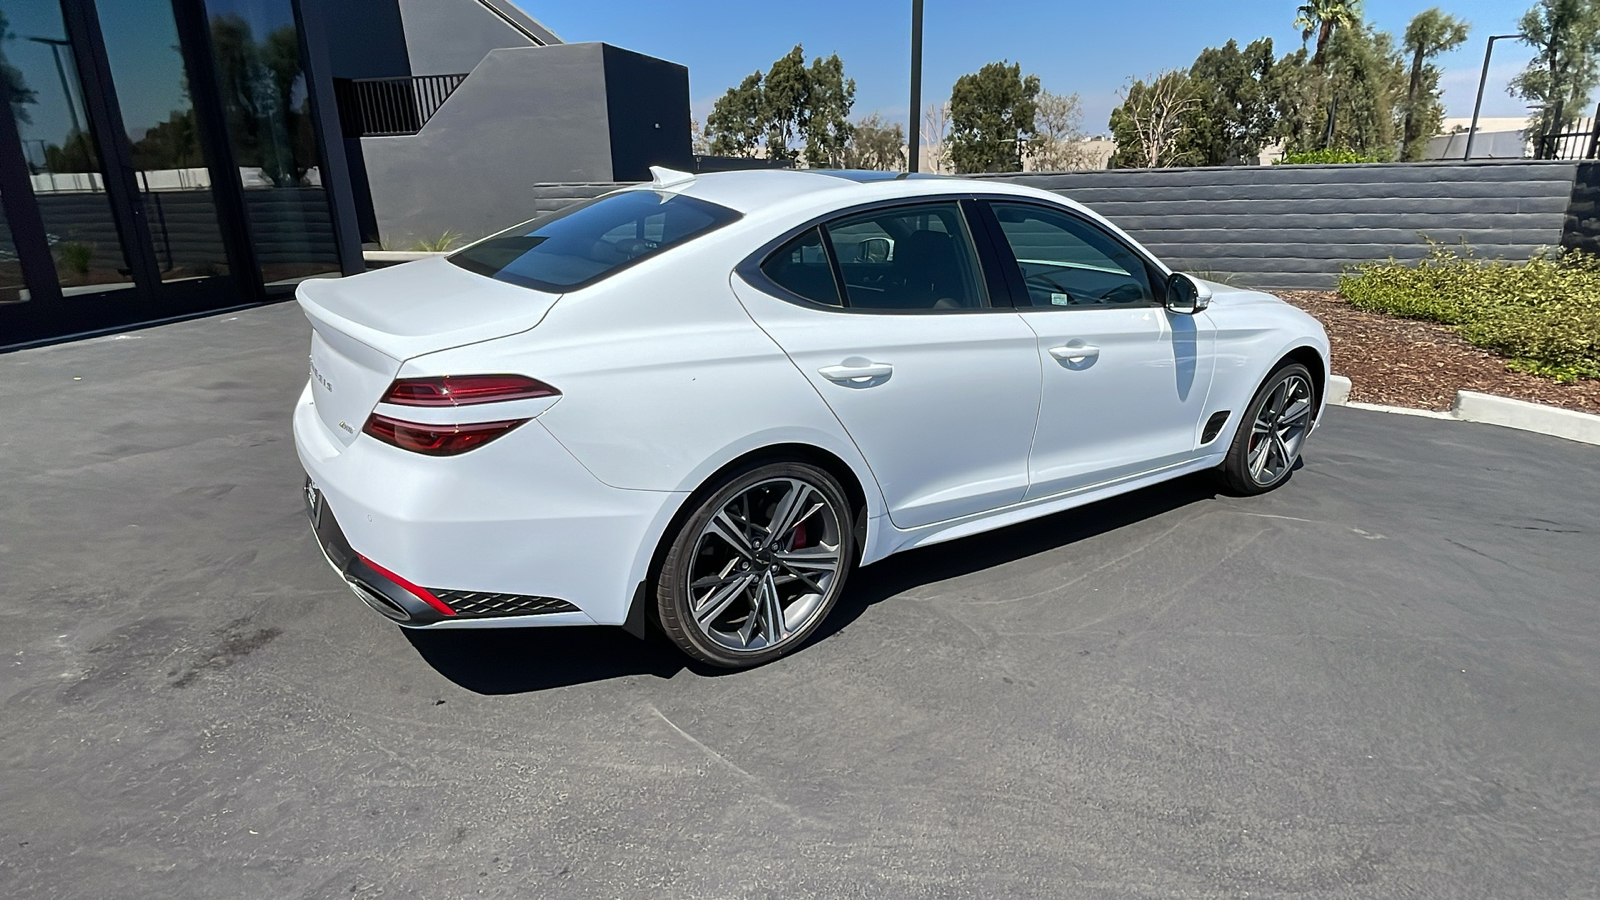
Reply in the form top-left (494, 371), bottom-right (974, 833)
top-left (295, 168), bottom-right (1330, 668)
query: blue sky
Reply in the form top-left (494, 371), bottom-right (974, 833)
top-left (531, 0), bottom-right (1538, 134)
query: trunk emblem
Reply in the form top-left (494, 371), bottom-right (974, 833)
top-left (310, 359), bottom-right (333, 394)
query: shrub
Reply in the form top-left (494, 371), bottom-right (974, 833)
top-left (58, 242), bottom-right (93, 276)
top-left (1340, 247), bottom-right (1600, 382)
top-left (1275, 148), bottom-right (1385, 165)
top-left (411, 231), bottom-right (461, 253)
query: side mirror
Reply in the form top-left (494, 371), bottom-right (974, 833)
top-left (1165, 272), bottom-right (1213, 314)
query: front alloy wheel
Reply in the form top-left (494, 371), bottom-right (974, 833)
top-left (1222, 363), bottom-right (1316, 495)
top-left (656, 462), bottom-right (854, 668)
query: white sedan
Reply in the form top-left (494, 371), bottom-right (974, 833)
top-left (295, 168), bottom-right (1329, 668)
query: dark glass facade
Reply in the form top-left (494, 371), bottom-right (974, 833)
top-left (0, 0), bottom-right (356, 348)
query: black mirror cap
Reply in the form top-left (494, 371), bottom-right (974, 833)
top-left (1165, 272), bottom-right (1213, 314)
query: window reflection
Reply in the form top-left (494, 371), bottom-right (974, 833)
top-left (97, 0), bottom-right (231, 282)
top-left (204, 0), bottom-right (338, 286)
top-left (2, 3), bottom-right (132, 294)
top-left (1, 185), bottom-right (22, 303)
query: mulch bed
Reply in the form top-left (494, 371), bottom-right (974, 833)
top-left (1280, 290), bottom-right (1600, 416)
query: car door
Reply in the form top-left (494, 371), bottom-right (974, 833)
top-left (982, 200), bottom-right (1216, 499)
top-left (731, 200), bottom-right (1041, 530)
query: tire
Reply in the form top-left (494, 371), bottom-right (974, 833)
top-left (656, 461), bottom-right (856, 669)
top-left (1219, 362), bottom-right (1317, 496)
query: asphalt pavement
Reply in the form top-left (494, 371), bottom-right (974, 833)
top-left (2, 302), bottom-right (1598, 899)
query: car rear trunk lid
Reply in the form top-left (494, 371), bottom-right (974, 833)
top-left (298, 257), bottom-right (561, 448)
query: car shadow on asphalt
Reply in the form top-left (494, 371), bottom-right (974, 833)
top-left (403, 472), bottom-right (1224, 694)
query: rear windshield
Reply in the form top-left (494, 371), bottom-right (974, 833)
top-left (448, 190), bottom-right (740, 292)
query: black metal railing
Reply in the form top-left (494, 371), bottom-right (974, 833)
top-left (1534, 102), bottom-right (1600, 160)
top-left (334, 74), bottom-right (469, 138)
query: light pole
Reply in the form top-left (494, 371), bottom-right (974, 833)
top-left (26, 37), bottom-right (81, 139)
top-left (907, 0), bottom-right (923, 173)
top-left (1465, 34), bottom-right (1523, 160)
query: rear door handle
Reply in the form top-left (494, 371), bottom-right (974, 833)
top-left (818, 362), bottom-right (893, 384)
top-left (1048, 344), bottom-right (1099, 363)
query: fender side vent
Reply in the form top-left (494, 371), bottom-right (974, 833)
top-left (1202, 411), bottom-right (1231, 444)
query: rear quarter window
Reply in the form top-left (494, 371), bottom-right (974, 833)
top-left (449, 190), bottom-right (741, 292)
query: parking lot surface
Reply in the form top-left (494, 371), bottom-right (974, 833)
top-left (3, 304), bottom-right (1598, 899)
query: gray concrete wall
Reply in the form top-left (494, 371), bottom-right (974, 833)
top-left (1562, 162), bottom-right (1600, 256)
top-left (978, 160), bottom-right (1579, 289)
top-left (361, 44), bottom-right (616, 248)
top-left (398, 0), bottom-right (554, 75)
top-left (361, 42), bottom-right (692, 249)
top-left (429, 162), bottom-right (1584, 289)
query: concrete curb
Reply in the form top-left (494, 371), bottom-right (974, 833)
top-left (1326, 375), bottom-right (1600, 446)
top-left (1327, 374), bottom-right (1352, 405)
top-left (1453, 391), bottom-right (1600, 445)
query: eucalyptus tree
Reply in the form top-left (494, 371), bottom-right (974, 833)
top-left (1400, 9), bottom-right (1470, 160)
top-left (1510, 0), bottom-right (1600, 136)
top-left (947, 61), bottom-right (1041, 173)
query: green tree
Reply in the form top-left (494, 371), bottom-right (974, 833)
top-left (761, 46), bottom-right (808, 162)
top-left (707, 71), bottom-right (765, 157)
top-left (803, 52), bottom-right (855, 166)
top-left (1109, 70), bottom-right (1202, 168)
top-left (1400, 9), bottom-right (1470, 160)
top-left (947, 61), bottom-right (1040, 173)
top-left (704, 45), bottom-right (855, 164)
top-left (0, 9), bottom-right (36, 126)
top-left (1276, 22), bottom-right (1406, 159)
top-left (1296, 0), bottom-right (1365, 67)
top-left (1186, 37), bottom-right (1283, 165)
top-left (1510, 0), bottom-right (1600, 137)
top-left (842, 112), bottom-right (905, 170)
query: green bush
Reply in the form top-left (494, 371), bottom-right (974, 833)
top-left (58, 241), bottom-right (93, 276)
top-left (1340, 247), bottom-right (1600, 382)
top-left (1275, 148), bottom-right (1385, 165)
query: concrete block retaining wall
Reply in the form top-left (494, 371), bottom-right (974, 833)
top-left (477, 161), bottom-right (1590, 291)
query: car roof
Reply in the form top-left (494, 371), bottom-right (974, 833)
top-left (657, 168), bottom-right (1083, 219)
top-left (637, 168), bottom-right (1170, 279)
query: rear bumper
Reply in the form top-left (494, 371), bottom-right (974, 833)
top-left (293, 383), bottom-right (684, 628)
top-left (304, 481), bottom-right (584, 626)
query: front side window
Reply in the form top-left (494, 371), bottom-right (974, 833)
top-left (821, 203), bottom-right (989, 311)
top-left (450, 190), bottom-right (740, 291)
top-left (990, 202), bottom-right (1155, 308)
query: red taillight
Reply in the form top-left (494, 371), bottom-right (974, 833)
top-left (363, 414), bottom-right (526, 456)
top-left (380, 374), bottom-right (559, 407)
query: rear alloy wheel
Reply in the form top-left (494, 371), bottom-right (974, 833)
top-left (1221, 363), bottom-right (1316, 495)
top-left (656, 462), bottom-right (854, 668)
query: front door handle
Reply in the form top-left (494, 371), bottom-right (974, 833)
top-left (1048, 343), bottom-right (1100, 363)
top-left (818, 361), bottom-right (893, 384)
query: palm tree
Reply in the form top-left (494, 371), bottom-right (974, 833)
top-left (1296, 0), bottom-right (1365, 67)
top-left (1401, 9), bottom-right (1470, 157)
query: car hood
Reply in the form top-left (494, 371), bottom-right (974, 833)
top-left (1199, 279), bottom-right (1288, 310)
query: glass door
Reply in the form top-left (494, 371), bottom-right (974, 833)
top-left (0, 0), bottom-right (255, 344)
top-left (96, 0), bottom-right (238, 293)
top-left (3, 0), bottom-right (138, 299)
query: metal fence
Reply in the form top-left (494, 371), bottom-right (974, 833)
top-left (334, 75), bottom-right (469, 138)
top-left (1534, 104), bottom-right (1600, 160)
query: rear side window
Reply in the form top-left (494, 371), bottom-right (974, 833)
top-left (760, 228), bottom-right (841, 306)
top-left (449, 191), bottom-right (740, 291)
top-left (821, 202), bottom-right (988, 311)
